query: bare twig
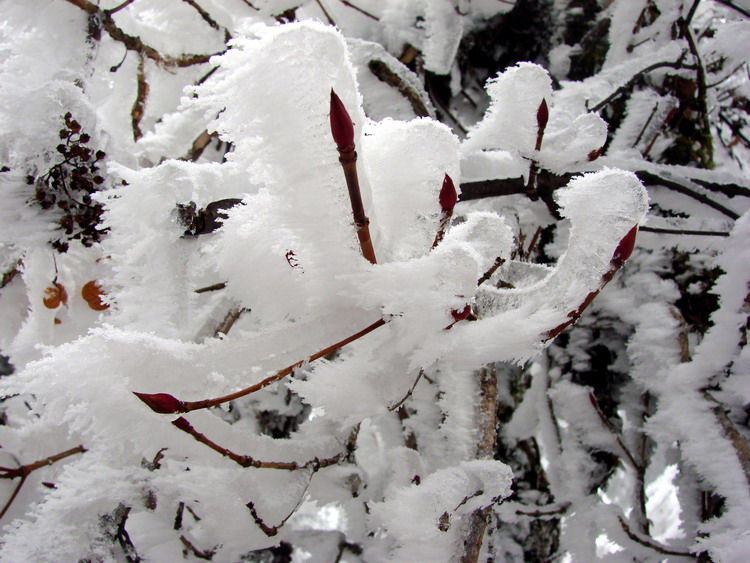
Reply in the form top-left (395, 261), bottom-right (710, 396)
top-left (135, 316), bottom-right (387, 413)
top-left (636, 170), bottom-right (740, 219)
top-left (705, 392), bottom-right (750, 492)
top-left (368, 60), bottom-right (431, 117)
top-left (388, 370), bottom-right (424, 411)
top-left (172, 416), bottom-right (343, 471)
top-left (180, 535), bottom-right (216, 560)
top-left (588, 392), bottom-right (642, 471)
top-left (314, 0), bottom-right (336, 25)
top-left (682, 13), bottom-right (714, 162)
top-left (194, 282), bottom-right (227, 294)
top-left (1, 260), bottom-right (21, 290)
top-left (246, 476), bottom-right (313, 536)
top-left (639, 225), bottom-right (730, 236)
top-left (618, 516), bottom-right (693, 557)
top-left (104, 0), bottom-right (137, 14)
top-left (0, 445), bottom-right (86, 520)
top-left (64, 0), bottom-right (223, 67)
top-left (515, 502), bottom-right (570, 518)
top-left (477, 257), bottom-right (506, 286)
top-left (590, 55), bottom-right (689, 113)
top-left (212, 307), bottom-right (243, 338)
top-left (182, 130), bottom-right (216, 162)
top-left (713, 0), bottom-right (750, 18)
top-left (181, 0), bottom-right (221, 30)
top-left (131, 55), bottom-right (149, 142)
top-left (338, 0), bottom-right (378, 20)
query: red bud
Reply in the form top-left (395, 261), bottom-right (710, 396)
top-left (134, 392), bottom-right (182, 414)
top-left (451, 304), bottom-right (471, 322)
top-left (171, 417), bottom-right (192, 432)
top-left (537, 98), bottom-right (549, 129)
top-left (587, 147), bottom-right (603, 161)
top-left (612, 226), bottom-right (638, 266)
top-left (330, 90), bottom-right (355, 149)
top-left (439, 174), bottom-right (457, 212)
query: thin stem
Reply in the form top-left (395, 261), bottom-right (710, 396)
top-left (477, 257), bottom-right (505, 286)
top-left (337, 147), bottom-right (378, 264)
top-left (388, 370), bottom-right (424, 411)
top-left (588, 392), bottom-right (642, 471)
top-left (590, 56), bottom-right (688, 113)
top-left (194, 282), bottom-right (227, 294)
top-left (314, 0), bottom-right (336, 25)
top-left (176, 317), bottom-right (386, 412)
top-left (0, 476), bottom-right (26, 521)
top-left (338, 0), bottom-right (378, 20)
top-left (713, 0), bottom-right (750, 18)
top-left (639, 225), bottom-right (730, 237)
top-left (105, 0), bottom-right (137, 14)
top-left (618, 516), bottom-right (692, 557)
top-left (247, 476), bottom-right (313, 536)
top-left (131, 54), bottom-right (148, 142)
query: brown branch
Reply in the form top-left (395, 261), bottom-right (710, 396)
top-left (314, 0), bottom-right (336, 25)
top-left (194, 282), bottom-right (227, 294)
top-left (477, 257), bottom-right (505, 286)
top-left (388, 370), bottom-right (424, 411)
top-left (705, 392), bottom-right (750, 492)
top-left (618, 516), bottom-right (693, 557)
top-left (338, 0), bottom-right (378, 20)
top-left (182, 130), bottom-right (216, 162)
top-left (181, 0), bottom-right (221, 30)
top-left (639, 225), bottom-right (730, 236)
top-left (135, 317), bottom-right (387, 413)
top-left (172, 416), bottom-right (343, 471)
top-left (682, 14), bottom-right (714, 161)
top-left (246, 477), bottom-right (313, 536)
top-left (1, 260), bottom-right (21, 289)
top-left (636, 170), bottom-right (740, 219)
top-left (515, 502), bottom-right (570, 518)
top-left (588, 392), bottom-right (642, 471)
top-left (180, 535), bottom-right (216, 560)
top-left (589, 55), bottom-right (689, 113)
top-left (131, 55), bottom-right (149, 142)
top-left (0, 445), bottom-right (86, 520)
top-left (713, 0), bottom-right (750, 18)
top-left (104, 0), bottom-right (137, 14)
top-left (460, 366), bottom-right (497, 562)
top-left (212, 307), bottom-right (243, 338)
top-left (367, 60), bottom-right (430, 117)
top-left (63, 0), bottom-right (223, 67)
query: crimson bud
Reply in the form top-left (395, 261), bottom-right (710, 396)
top-left (134, 392), bottom-right (182, 414)
top-left (171, 417), bottom-right (193, 432)
top-left (537, 98), bottom-right (549, 129)
top-left (439, 174), bottom-right (457, 213)
top-left (330, 90), bottom-right (355, 149)
top-left (451, 304), bottom-right (471, 322)
top-left (611, 225), bottom-right (638, 267)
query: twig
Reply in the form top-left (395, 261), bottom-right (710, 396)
top-left (180, 535), bottom-right (216, 560)
top-left (719, 112), bottom-right (750, 150)
top-left (705, 391), bottom-right (750, 492)
top-left (526, 100), bottom-right (549, 200)
top-left (368, 60), bottom-right (430, 117)
top-left (104, 0), bottom-right (137, 14)
top-left (171, 416), bottom-right (343, 471)
top-left (388, 370), bottom-right (424, 411)
top-left (639, 225), bottom-right (730, 236)
top-left (338, 0), bottom-right (378, 20)
top-left (182, 130), bottom-right (216, 162)
top-left (633, 103), bottom-right (660, 148)
top-left (713, 0), bottom-right (750, 18)
top-left (523, 226), bottom-right (543, 261)
top-left (131, 54), bottom-right (149, 142)
top-left (212, 307), bottom-right (243, 338)
top-left (135, 317), bottom-right (387, 413)
top-left (515, 502), bottom-right (570, 518)
top-left (314, 0), bottom-right (336, 25)
top-left (0, 445), bottom-right (86, 520)
top-left (63, 0), bottom-right (223, 67)
top-left (590, 55), bottom-right (689, 113)
top-left (432, 174), bottom-right (457, 248)
top-left (588, 392), bottom-right (642, 471)
top-left (330, 91), bottom-right (378, 264)
top-left (194, 282), bottom-right (227, 294)
top-left (636, 170), bottom-right (740, 219)
top-left (1, 260), bottom-right (21, 290)
top-left (246, 475), bottom-right (313, 536)
top-left (477, 257), bottom-right (505, 286)
top-left (181, 0), bottom-right (221, 30)
top-left (238, 0), bottom-right (260, 10)
top-left (618, 516), bottom-right (693, 557)
top-left (682, 13), bottom-right (714, 162)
